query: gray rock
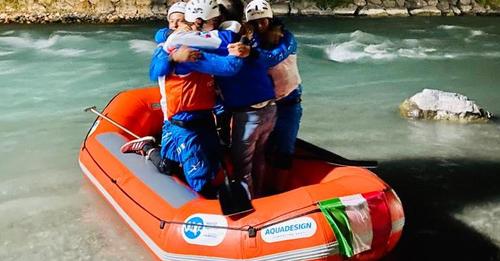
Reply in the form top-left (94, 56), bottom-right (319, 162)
top-left (354, 0), bottom-right (368, 6)
top-left (437, 1), bottom-right (450, 11)
top-left (368, 0), bottom-right (383, 5)
top-left (426, 0), bottom-right (439, 6)
top-left (299, 7), bottom-right (322, 15)
top-left (358, 7), bottom-right (389, 15)
top-left (386, 7), bottom-right (410, 15)
top-left (396, 0), bottom-right (406, 7)
top-left (460, 4), bottom-right (473, 13)
top-left (151, 5), bottom-right (167, 14)
top-left (383, 0), bottom-right (397, 8)
top-left (472, 4), bottom-right (486, 13)
top-left (399, 89), bottom-right (492, 122)
top-left (486, 9), bottom-right (500, 15)
top-left (452, 5), bottom-right (462, 14)
top-left (319, 8), bottom-right (336, 15)
top-left (459, 0), bottom-right (471, 5)
top-left (95, 0), bottom-right (115, 14)
top-left (406, 0), bottom-right (426, 8)
top-left (333, 6), bottom-right (358, 15)
top-left (272, 3), bottom-right (290, 15)
top-left (410, 6), bottom-right (442, 15)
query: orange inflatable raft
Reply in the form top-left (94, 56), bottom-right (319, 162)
top-left (79, 87), bottom-right (404, 261)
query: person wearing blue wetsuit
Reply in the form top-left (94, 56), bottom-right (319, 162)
top-left (122, 0), bottom-right (249, 198)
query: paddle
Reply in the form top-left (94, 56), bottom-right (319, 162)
top-left (217, 159), bottom-right (254, 216)
top-left (84, 106), bottom-right (253, 215)
top-left (294, 138), bottom-right (378, 169)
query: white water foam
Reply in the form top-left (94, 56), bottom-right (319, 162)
top-left (0, 50), bottom-right (15, 56)
top-left (454, 202), bottom-right (500, 247)
top-left (0, 30), bottom-right (15, 36)
top-left (326, 30), bottom-right (440, 62)
top-left (324, 29), bottom-right (500, 63)
top-left (128, 39), bottom-right (156, 54)
top-left (0, 34), bottom-right (59, 49)
top-left (0, 34), bottom-right (88, 57)
top-left (40, 48), bottom-right (86, 57)
top-left (437, 25), bottom-right (469, 30)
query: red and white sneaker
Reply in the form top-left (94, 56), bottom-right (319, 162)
top-left (120, 136), bottom-right (156, 156)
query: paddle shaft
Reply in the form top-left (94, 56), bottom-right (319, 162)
top-left (84, 106), bottom-right (140, 139)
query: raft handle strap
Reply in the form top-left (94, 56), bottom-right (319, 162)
top-left (248, 226), bottom-right (257, 238)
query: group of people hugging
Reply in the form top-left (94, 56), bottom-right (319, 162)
top-left (120, 0), bottom-right (303, 199)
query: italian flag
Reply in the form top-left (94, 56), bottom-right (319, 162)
top-left (318, 191), bottom-right (392, 258)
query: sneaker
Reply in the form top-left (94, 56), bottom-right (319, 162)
top-left (120, 136), bottom-right (156, 155)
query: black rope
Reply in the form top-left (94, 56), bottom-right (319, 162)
top-left (84, 146), bottom-right (251, 232)
top-left (84, 147), bottom-right (321, 234)
top-left (81, 92), bottom-right (330, 235)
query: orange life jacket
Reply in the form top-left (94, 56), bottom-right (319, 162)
top-left (161, 72), bottom-right (216, 120)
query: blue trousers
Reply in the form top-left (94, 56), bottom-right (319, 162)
top-left (268, 100), bottom-right (303, 169)
top-left (160, 121), bottom-right (220, 193)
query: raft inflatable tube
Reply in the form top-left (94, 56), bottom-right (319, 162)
top-left (79, 87), bottom-right (404, 261)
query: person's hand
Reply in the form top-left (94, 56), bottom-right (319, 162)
top-left (171, 45), bottom-right (201, 62)
top-left (228, 42), bottom-right (250, 58)
top-left (175, 22), bottom-right (192, 33)
top-left (241, 23), bottom-right (254, 40)
top-left (267, 29), bottom-right (284, 46)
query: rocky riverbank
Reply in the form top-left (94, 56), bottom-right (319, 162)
top-left (1, 0), bottom-right (500, 24)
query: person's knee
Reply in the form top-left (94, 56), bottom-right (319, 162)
top-left (158, 158), bottom-right (180, 175)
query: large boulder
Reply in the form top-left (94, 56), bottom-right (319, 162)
top-left (399, 89), bottom-right (493, 122)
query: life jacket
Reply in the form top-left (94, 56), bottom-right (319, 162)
top-left (269, 54), bottom-right (302, 100)
top-left (160, 72), bottom-right (216, 120)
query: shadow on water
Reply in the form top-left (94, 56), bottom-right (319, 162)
top-left (377, 158), bottom-right (500, 261)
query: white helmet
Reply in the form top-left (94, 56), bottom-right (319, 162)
top-left (245, 0), bottom-right (273, 22)
top-left (184, 0), bottom-right (221, 22)
top-left (168, 2), bottom-right (187, 18)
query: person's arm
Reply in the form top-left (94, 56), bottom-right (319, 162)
top-left (254, 30), bottom-right (297, 68)
top-left (165, 30), bottom-right (239, 52)
top-left (149, 47), bottom-right (174, 81)
top-left (183, 52), bottom-right (243, 77)
top-left (154, 28), bottom-right (172, 44)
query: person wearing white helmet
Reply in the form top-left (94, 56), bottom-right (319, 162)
top-left (246, 2), bottom-right (304, 193)
top-left (156, 0), bottom-right (298, 198)
top-left (126, 0), bottom-right (253, 198)
top-left (167, 1), bottom-right (187, 30)
top-left (245, 0), bottom-right (273, 33)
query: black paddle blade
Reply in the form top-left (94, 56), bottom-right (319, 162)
top-left (295, 138), bottom-right (378, 168)
top-left (218, 179), bottom-right (253, 216)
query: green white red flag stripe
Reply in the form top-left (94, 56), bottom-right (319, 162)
top-left (318, 191), bottom-right (392, 258)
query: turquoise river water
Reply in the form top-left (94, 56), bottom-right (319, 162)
top-left (0, 17), bottom-right (499, 260)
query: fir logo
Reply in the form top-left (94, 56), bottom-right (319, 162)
top-left (183, 216), bottom-right (204, 239)
top-left (182, 214), bottom-right (228, 246)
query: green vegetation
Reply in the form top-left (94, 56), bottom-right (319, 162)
top-left (477, 0), bottom-right (500, 8)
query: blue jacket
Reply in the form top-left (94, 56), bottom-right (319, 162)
top-left (156, 30), bottom-right (297, 110)
top-left (149, 28), bottom-right (243, 121)
top-left (216, 31), bottom-right (297, 109)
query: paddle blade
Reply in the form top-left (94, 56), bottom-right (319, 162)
top-left (218, 179), bottom-right (253, 216)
